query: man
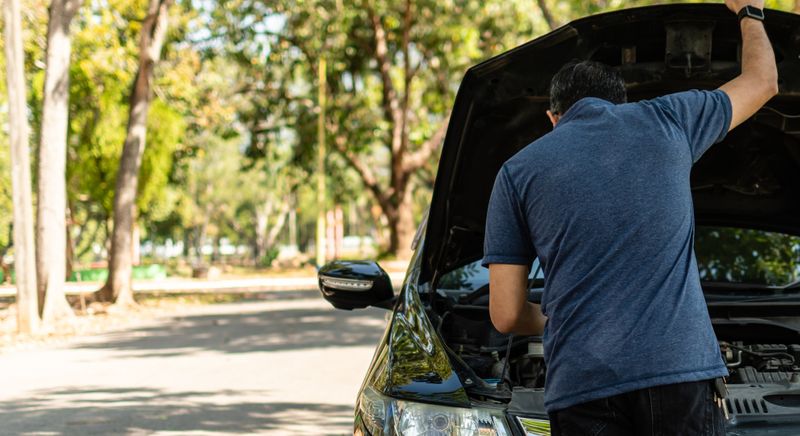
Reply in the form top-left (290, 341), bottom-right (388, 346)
top-left (482, 0), bottom-right (777, 434)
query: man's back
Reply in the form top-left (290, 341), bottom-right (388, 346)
top-left (483, 90), bottom-right (732, 411)
top-left (484, 5), bottom-right (778, 431)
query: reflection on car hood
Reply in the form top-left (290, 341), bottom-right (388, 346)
top-left (364, 249), bottom-right (470, 407)
top-left (421, 4), bottom-right (800, 283)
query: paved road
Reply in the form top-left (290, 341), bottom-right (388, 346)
top-left (0, 272), bottom-right (407, 297)
top-left (0, 293), bottom-right (388, 435)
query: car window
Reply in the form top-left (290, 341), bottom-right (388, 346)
top-left (695, 226), bottom-right (800, 286)
top-left (438, 258), bottom-right (543, 291)
top-left (439, 226), bottom-right (800, 292)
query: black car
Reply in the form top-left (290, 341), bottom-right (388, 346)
top-left (318, 4), bottom-right (800, 435)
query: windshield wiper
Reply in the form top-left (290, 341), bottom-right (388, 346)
top-left (711, 317), bottom-right (800, 336)
top-left (704, 279), bottom-right (800, 303)
top-left (783, 279), bottom-right (800, 291)
top-left (709, 293), bottom-right (800, 304)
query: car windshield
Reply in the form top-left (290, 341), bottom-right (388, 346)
top-left (438, 259), bottom-right (544, 292)
top-left (439, 226), bottom-right (800, 292)
top-left (695, 226), bottom-right (800, 286)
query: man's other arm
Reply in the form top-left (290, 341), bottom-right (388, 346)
top-left (719, 0), bottom-right (778, 131)
top-left (489, 264), bottom-right (546, 335)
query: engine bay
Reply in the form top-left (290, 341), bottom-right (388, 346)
top-left (723, 342), bottom-right (800, 385)
top-left (427, 289), bottom-right (800, 418)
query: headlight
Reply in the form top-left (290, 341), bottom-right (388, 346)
top-left (358, 386), bottom-right (512, 436)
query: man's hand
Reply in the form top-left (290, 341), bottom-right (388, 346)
top-left (719, 0), bottom-right (778, 131)
top-left (488, 264), bottom-right (546, 335)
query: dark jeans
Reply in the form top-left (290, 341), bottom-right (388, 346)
top-left (548, 379), bottom-right (726, 436)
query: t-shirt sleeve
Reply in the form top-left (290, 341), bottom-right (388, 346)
top-left (650, 89), bottom-right (732, 162)
top-left (482, 166), bottom-right (535, 268)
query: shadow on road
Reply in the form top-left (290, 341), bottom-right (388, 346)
top-left (0, 386), bottom-right (354, 435)
top-left (77, 303), bottom-right (388, 358)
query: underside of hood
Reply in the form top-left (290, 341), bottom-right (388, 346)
top-left (421, 4), bottom-right (800, 284)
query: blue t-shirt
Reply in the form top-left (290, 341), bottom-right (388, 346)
top-left (482, 90), bottom-right (732, 412)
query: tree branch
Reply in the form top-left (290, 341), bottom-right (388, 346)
top-left (264, 199), bottom-right (291, 249)
top-left (397, 0), bottom-right (412, 158)
top-left (330, 129), bottom-right (394, 208)
top-left (254, 29), bottom-right (315, 63)
top-left (536, 0), bottom-right (557, 31)
top-left (403, 112), bottom-right (451, 172)
top-left (364, 2), bottom-right (401, 127)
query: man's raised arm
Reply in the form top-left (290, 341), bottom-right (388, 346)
top-left (719, 0), bottom-right (779, 131)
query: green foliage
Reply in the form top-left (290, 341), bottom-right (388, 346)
top-left (68, 64), bottom-right (130, 214)
top-left (0, 53), bottom-right (13, 253)
top-left (696, 227), bottom-right (800, 285)
top-left (66, 0), bottom-right (189, 237)
top-left (138, 100), bottom-right (186, 218)
top-left (197, 0), bottom-right (552, 253)
top-left (5, 0), bottom-right (800, 263)
top-left (0, 118), bottom-right (13, 252)
top-left (258, 247), bottom-right (280, 267)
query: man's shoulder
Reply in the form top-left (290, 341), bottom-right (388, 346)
top-left (630, 89), bottom-right (728, 113)
top-left (503, 135), bottom-right (556, 171)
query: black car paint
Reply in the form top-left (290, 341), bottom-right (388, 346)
top-left (357, 247), bottom-right (471, 408)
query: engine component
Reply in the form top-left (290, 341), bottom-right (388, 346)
top-left (731, 366), bottom-right (796, 384)
top-left (723, 342), bottom-right (800, 385)
top-left (527, 341), bottom-right (545, 358)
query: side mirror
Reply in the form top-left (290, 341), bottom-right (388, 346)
top-left (318, 260), bottom-right (395, 310)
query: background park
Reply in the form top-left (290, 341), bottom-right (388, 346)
top-left (1, 0), bottom-right (799, 434)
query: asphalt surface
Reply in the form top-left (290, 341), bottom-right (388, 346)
top-left (0, 292), bottom-right (388, 435)
top-left (0, 272), bottom-right (407, 297)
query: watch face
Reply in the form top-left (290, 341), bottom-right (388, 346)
top-left (740, 5), bottom-right (765, 21)
top-left (747, 5), bottom-right (765, 19)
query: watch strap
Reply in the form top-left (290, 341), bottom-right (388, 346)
top-left (738, 5), bottom-right (765, 22)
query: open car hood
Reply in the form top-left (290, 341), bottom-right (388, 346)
top-left (421, 4), bottom-right (800, 283)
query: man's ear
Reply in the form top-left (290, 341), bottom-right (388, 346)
top-left (546, 110), bottom-right (560, 127)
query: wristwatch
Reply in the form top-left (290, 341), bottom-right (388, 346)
top-left (738, 5), bottom-right (765, 22)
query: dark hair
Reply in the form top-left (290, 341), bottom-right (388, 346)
top-left (549, 60), bottom-right (627, 115)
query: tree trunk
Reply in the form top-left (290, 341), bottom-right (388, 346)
top-left (288, 204), bottom-right (297, 248)
top-left (75, 217), bottom-right (102, 260)
top-left (254, 203), bottom-right (270, 261)
top-left (195, 219), bottom-right (207, 259)
top-left (211, 234), bottom-right (221, 263)
top-left (334, 205), bottom-right (343, 258)
top-left (264, 201), bottom-right (291, 251)
top-left (182, 230), bottom-right (190, 257)
top-left (385, 186), bottom-right (416, 259)
top-left (66, 211), bottom-right (75, 281)
top-left (100, 0), bottom-right (173, 305)
top-left (4, 0), bottom-right (40, 334)
top-left (36, 0), bottom-right (81, 324)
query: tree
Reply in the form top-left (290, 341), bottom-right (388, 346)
top-left (3, 0), bottom-right (39, 333)
top-left (327, 0), bottom-right (451, 258)
top-left (101, 0), bottom-right (174, 304)
top-left (64, 2), bottom-right (191, 274)
top-left (36, 0), bottom-right (81, 324)
top-left (695, 227), bottom-right (800, 285)
top-left (205, 0), bottom-right (538, 258)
